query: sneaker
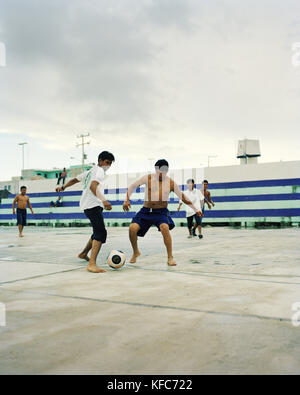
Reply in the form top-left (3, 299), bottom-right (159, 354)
top-left (198, 235), bottom-right (203, 239)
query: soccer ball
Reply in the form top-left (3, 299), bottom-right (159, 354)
top-left (107, 250), bottom-right (126, 270)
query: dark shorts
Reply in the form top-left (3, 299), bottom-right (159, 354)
top-left (17, 208), bottom-right (27, 226)
top-left (187, 214), bottom-right (201, 229)
top-left (187, 206), bottom-right (205, 228)
top-left (84, 206), bottom-right (107, 243)
top-left (132, 207), bottom-right (175, 237)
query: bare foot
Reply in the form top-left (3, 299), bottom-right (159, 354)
top-left (167, 257), bottom-right (177, 266)
top-left (87, 263), bottom-right (106, 273)
top-left (19, 234), bottom-right (24, 238)
top-left (130, 251), bottom-right (141, 263)
top-left (78, 253), bottom-right (89, 262)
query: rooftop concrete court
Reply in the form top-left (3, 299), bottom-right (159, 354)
top-left (0, 225), bottom-right (300, 375)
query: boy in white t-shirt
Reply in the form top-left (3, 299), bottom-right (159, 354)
top-left (56, 151), bottom-right (115, 273)
top-left (177, 179), bottom-right (204, 239)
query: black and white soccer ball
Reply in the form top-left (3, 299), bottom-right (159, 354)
top-left (106, 250), bottom-right (126, 270)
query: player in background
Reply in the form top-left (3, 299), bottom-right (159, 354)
top-left (177, 179), bottom-right (204, 238)
top-left (12, 186), bottom-right (34, 237)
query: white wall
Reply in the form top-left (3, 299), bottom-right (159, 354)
top-left (204, 160), bottom-right (300, 183)
top-left (15, 179), bottom-right (82, 194)
top-left (3, 160), bottom-right (300, 194)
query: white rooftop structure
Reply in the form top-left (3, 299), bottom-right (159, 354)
top-left (237, 139), bottom-right (261, 164)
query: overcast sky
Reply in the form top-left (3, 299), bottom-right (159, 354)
top-left (1, 0), bottom-right (300, 181)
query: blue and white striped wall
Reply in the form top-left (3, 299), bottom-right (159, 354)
top-left (1, 171), bottom-right (300, 227)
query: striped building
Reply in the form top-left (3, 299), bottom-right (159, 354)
top-left (0, 160), bottom-right (299, 228)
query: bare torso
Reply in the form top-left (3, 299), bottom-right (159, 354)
top-left (143, 174), bottom-right (173, 209)
top-left (16, 195), bottom-right (29, 210)
top-left (204, 190), bottom-right (211, 204)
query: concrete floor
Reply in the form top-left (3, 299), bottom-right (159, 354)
top-left (0, 225), bottom-right (300, 375)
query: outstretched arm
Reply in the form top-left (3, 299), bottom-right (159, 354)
top-left (56, 178), bottom-right (79, 192)
top-left (123, 175), bottom-right (148, 211)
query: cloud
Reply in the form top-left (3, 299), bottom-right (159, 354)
top-left (0, 1), bottom-right (161, 134)
top-left (142, 0), bottom-right (193, 30)
top-left (1, 0), bottom-right (300, 181)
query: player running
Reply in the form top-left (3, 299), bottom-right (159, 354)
top-left (177, 179), bottom-right (204, 239)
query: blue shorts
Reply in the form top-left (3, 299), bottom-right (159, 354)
top-left (17, 208), bottom-right (27, 226)
top-left (132, 207), bottom-right (175, 237)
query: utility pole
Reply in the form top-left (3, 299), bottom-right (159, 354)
top-left (76, 134), bottom-right (90, 172)
top-left (18, 142), bottom-right (28, 175)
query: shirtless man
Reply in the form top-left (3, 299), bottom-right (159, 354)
top-left (202, 180), bottom-right (215, 210)
top-left (12, 186), bottom-right (34, 237)
top-left (123, 159), bottom-right (203, 266)
top-left (199, 180), bottom-right (215, 238)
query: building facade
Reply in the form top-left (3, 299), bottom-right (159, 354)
top-left (0, 160), bottom-right (299, 228)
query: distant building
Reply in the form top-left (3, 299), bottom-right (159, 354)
top-left (0, 164), bottom-right (94, 194)
top-left (1, 140), bottom-right (299, 227)
top-left (0, 159), bottom-right (300, 228)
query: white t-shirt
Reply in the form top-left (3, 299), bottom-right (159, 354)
top-left (76, 165), bottom-right (107, 211)
top-left (180, 188), bottom-right (204, 218)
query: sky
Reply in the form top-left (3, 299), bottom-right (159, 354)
top-left (1, 0), bottom-right (300, 181)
